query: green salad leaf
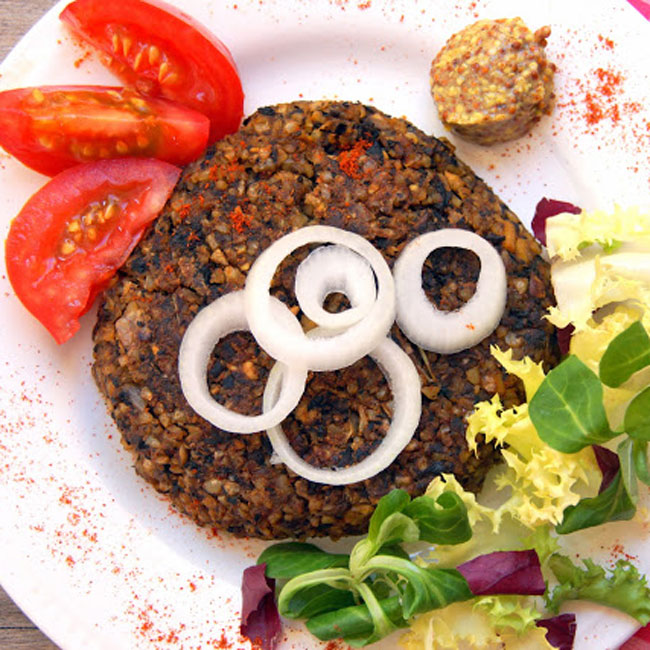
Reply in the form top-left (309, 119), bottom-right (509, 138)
top-left (259, 542), bottom-right (349, 579)
top-left (556, 469), bottom-right (636, 534)
top-left (633, 440), bottom-right (650, 485)
top-left (281, 583), bottom-right (356, 619)
top-left (599, 320), bottom-right (650, 388)
top-left (306, 594), bottom-right (407, 646)
top-left (547, 554), bottom-right (650, 625)
top-left (403, 492), bottom-right (473, 545)
top-left (625, 386), bottom-right (650, 441)
top-left (529, 355), bottom-right (613, 453)
top-left (618, 437), bottom-right (640, 504)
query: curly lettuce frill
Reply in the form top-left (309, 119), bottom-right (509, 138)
top-left (463, 347), bottom-right (600, 530)
top-left (400, 600), bottom-right (555, 650)
top-left (545, 206), bottom-right (650, 332)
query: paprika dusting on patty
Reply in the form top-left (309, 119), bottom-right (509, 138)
top-left (430, 17), bottom-right (556, 145)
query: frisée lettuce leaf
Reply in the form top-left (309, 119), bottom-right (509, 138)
top-left (545, 206), bottom-right (650, 333)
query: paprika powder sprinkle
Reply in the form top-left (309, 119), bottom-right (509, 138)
top-left (337, 139), bottom-right (371, 179)
top-left (553, 32), bottom-right (649, 184)
top-left (228, 205), bottom-right (253, 233)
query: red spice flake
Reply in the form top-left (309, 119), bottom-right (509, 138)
top-left (554, 39), bottom-right (650, 183)
top-left (337, 139), bottom-right (371, 179)
top-left (465, 323), bottom-right (476, 330)
top-left (560, 65), bottom-right (636, 128)
top-left (178, 203), bottom-right (192, 220)
top-left (59, 487), bottom-right (74, 506)
top-left (610, 541), bottom-right (639, 562)
top-left (132, 601), bottom-right (188, 645)
top-left (228, 205), bottom-right (253, 233)
top-left (65, 555), bottom-right (75, 567)
top-left (74, 51), bottom-right (91, 68)
top-left (597, 34), bottom-right (615, 50)
top-left (209, 160), bottom-right (243, 184)
top-left (357, 1), bottom-right (371, 8)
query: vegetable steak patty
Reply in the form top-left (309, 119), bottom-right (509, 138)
top-left (92, 100), bottom-right (558, 540)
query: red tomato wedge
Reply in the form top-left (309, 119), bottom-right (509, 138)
top-left (0, 85), bottom-right (209, 176)
top-left (60, 0), bottom-right (244, 143)
top-left (5, 158), bottom-right (181, 344)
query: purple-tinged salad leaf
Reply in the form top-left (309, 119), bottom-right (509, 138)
top-left (593, 444), bottom-right (621, 492)
top-left (556, 324), bottom-right (575, 356)
top-left (557, 444), bottom-right (637, 535)
top-left (457, 550), bottom-right (545, 596)
top-left (532, 198), bottom-right (582, 246)
top-left (536, 613), bottom-right (577, 650)
top-left (241, 563), bottom-right (282, 650)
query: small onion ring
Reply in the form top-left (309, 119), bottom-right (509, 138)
top-left (393, 229), bottom-right (507, 353)
top-left (178, 291), bottom-right (308, 434)
top-left (295, 244), bottom-right (376, 330)
top-left (262, 332), bottom-right (422, 485)
top-left (244, 225), bottom-right (395, 371)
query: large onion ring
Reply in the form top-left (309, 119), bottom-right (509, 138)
top-left (295, 244), bottom-right (376, 330)
top-left (178, 291), bottom-right (308, 434)
top-left (244, 225), bottom-right (395, 371)
top-left (393, 229), bottom-right (507, 354)
top-left (262, 333), bottom-right (422, 485)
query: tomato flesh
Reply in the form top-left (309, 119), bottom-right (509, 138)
top-left (60, 0), bottom-right (244, 143)
top-left (5, 158), bottom-right (181, 344)
top-left (0, 85), bottom-right (209, 176)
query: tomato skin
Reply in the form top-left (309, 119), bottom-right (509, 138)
top-left (5, 158), bottom-right (181, 344)
top-left (60, 0), bottom-right (245, 143)
top-left (0, 85), bottom-right (209, 176)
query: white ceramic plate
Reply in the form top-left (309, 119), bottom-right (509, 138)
top-left (0, 1), bottom-right (649, 649)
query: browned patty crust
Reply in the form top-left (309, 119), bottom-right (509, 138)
top-left (92, 100), bottom-right (558, 540)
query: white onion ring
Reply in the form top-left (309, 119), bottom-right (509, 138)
top-left (262, 333), bottom-right (422, 485)
top-left (295, 244), bottom-right (376, 330)
top-left (393, 229), bottom-right (507, 354)
top-left (244, 226), bottom-right (395, 371)
top-left (178, 291), bottom-right (308, 434)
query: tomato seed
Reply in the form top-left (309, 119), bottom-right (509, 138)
top-left (38, 135), bottom-right (54, 149)
top-left (158, 61), bottom-right (170, 82)
top-left (60, 240), bottom-right (76, 256)
top-left (122, 36), bottom-right (133, 57)
top-left (133, 50), bottom-right (144, 71)
top-left (148, 45), bottom-right (161, 65)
